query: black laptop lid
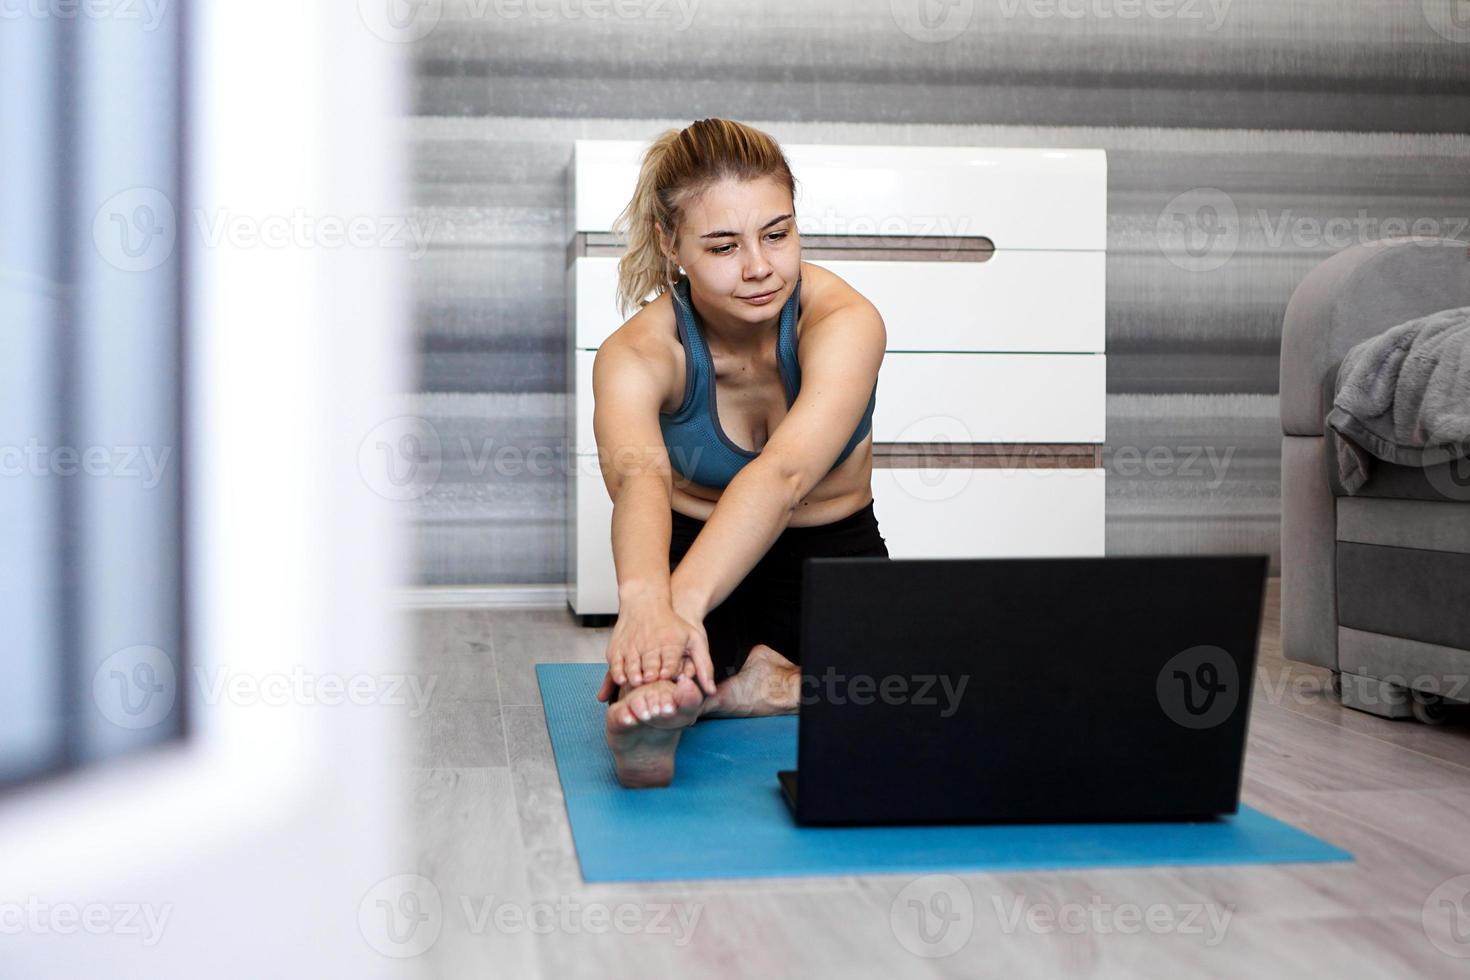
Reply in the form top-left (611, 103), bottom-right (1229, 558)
top-left (795, 555), bottom-right (1268, 825)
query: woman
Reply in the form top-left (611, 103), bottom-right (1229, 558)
top-left (590, 118), bottom-right (890, 787)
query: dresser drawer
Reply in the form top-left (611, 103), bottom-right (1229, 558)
top-left (571, 460), bottom-right (1105, 615)
top-left (808, 253), bottom-right (1103, 353)
top-left (573, 141), bottom-right (1107, 251)
top-left (873, 353), bottom-right (1105, 444)
top-left (568, 455), bottom-right (618, 615)
top-left (572, 254), bottom-right (1105, 353)
top-left (572, 257), bottom-right (621, 350)
top-left (573, 348), bottom-right (596, 453)
top-left (872, 467), bottom-right (1105, 558)
top-left (574, 349), bottom-right (1104, 454)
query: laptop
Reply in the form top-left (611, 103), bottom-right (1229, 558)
top-left (778, 554), bottom-right (1269, 826)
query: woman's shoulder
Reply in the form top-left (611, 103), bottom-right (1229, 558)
top-left (598, 291), bottom-right (683, 409)
top-left (798, 260), bottom-right (876, 320)
top-left (606, 289), bottom-right (678, 357)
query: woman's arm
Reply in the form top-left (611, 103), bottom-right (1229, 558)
top-left (591, 338), bottom-right (717, 694)
top-left (666, 456), bottom-right (800, 625)
top-left (669, 292), bottom-right (886, 624)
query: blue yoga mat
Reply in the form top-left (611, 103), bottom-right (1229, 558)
top-left (537, 663), bottom-right (1351, 883)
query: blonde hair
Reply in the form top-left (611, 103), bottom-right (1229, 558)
top-left (610, 118), bottom-right (798, 318)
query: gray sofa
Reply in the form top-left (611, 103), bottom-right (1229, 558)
top-left (1279, 237), bottom-right (1470, 724)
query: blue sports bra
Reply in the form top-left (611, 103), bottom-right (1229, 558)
top-left (658, 274), bottom-right (877, 490)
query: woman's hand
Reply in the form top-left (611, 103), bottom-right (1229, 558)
top-left (594, 595), bottom-right (716, 703)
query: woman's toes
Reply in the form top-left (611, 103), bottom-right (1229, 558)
top-left (607, 679), bottom-right (702, 734)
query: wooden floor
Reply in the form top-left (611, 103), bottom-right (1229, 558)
top-left (399, 578), bottom-right (1470, 978)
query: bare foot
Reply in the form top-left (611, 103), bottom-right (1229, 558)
top-left (605, 674), bottom-right (703, 788)
top-left (700, 644), bottom-right (800, 718)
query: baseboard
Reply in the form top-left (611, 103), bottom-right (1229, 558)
top-left (395, 584), bottom-right (569, 609)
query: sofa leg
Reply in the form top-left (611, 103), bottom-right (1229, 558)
top-left (1337, 671), bottom-right (1414, 719)
top-left (1410, 691), bottom-right (1462, 726)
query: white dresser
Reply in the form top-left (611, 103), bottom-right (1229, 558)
top-left (567, 140), bottom-right (1108, 624)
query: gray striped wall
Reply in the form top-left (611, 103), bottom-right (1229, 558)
top-left (394, 0), bottom-right (1470, 584)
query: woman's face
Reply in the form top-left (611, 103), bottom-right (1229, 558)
top-left (661, 176), bottom-right (801, 325)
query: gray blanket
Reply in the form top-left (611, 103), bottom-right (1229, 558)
top-left (1326, 305), bottom-right (1470, 494)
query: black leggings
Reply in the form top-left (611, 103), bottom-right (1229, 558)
top-left (667, 499), bottom-right (890, 681)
